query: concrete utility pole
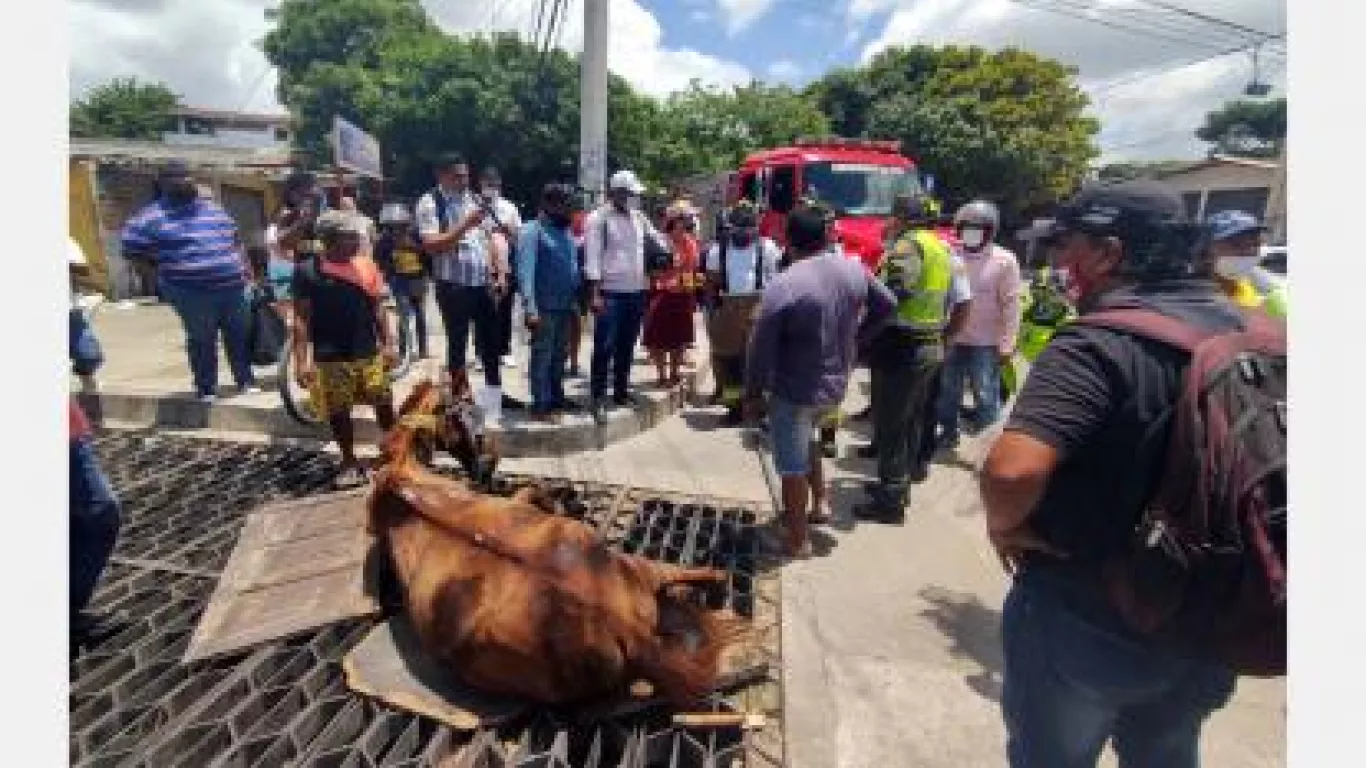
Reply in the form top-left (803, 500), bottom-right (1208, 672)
top-left (580, 0), bottom-right (609, 207)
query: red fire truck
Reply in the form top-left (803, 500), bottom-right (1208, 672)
top-left (725, 137), bottom-right (943, 272)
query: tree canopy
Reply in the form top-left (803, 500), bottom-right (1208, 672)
top-left (807, 45), bottom-right (1100, 218)
top-left (70, 77), bottom-right (182, 141)
top-left (1196, 98), bottom-right (1286, 159)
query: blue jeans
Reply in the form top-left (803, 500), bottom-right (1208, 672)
top-left (528, 311), bottom-right (572, 411)
top-left (159, 281), bottom-right (255, 397)
top-left (390, 276), bottom-right (430, 359)
top-left (590, 290), bottom-right (647, 401)
top-left (71, 437), bottom-right (121, 614)
top-left (935, 344), bottom-right (1002, 443)
top-left (1002, 573), bottom-right (1237, 768)
top-left (70, 308), bottom-right (103, 376)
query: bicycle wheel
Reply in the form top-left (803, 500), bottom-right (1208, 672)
top-left (277, 336), bottom-right (323, 426)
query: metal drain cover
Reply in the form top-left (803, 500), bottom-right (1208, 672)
top-left (73, 430), bottom-right (784, 767)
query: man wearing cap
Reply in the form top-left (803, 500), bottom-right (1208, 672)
top-left (1206, 209), bottom-right (1287, 319)
top-left (582, 169), bottom-right (671, 421)
top-left (704, 200), bottom-right (782, 425)
top-left (291, 210), bottom-right (398, 488)
top-left (854, 194), bottom-right (972, 523)
top-left (980, 180), bottom-right (1249, 767)
top-left (120, 160), bottom-right (259, 402)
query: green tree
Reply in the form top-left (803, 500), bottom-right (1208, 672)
top-left (70, 77), bottom-right (182, 140)
top-left (1196, 98), bottom-right (1285, 158)
top-left (807, 45), bottom-right (1099, 217)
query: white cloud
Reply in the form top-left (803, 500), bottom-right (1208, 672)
top-left (69, 0), bottom-right (753, 113)
top-left (717, 0), bottom-right (778, 36)
top-left (766, 59), bottom-right (803, 82)
top-left (854, 0), bottom-right (1287, 161)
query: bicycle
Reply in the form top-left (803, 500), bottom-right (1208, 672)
top-left (277, 294), bottom-right (416, 426)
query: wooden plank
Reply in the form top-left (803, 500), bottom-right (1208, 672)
top-left (342, 617), bottom-right (528, 732)
top-left (183, 489), bottom-right (380, 663)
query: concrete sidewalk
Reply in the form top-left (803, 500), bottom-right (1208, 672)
top-left (76, 297), bottom-right (711, 456)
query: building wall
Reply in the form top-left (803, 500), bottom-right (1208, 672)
top-left (1158, 161), bottom-right (1284, 239)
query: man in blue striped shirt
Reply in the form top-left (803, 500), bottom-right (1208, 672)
top-left (121, 161), bottom-right (258, 401)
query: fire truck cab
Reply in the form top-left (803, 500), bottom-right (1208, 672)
top-left (726, 137), bottom-right (927, 272)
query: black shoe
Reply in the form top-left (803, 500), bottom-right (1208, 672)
top-left (589, 400), bottom-right (607, 424)
top-left (611, 393), bottom-right (631, 408)
top-left (854, 443), bottom-right (879, 460)
top-left (501, 394), bottom-right (527, 411)
top-left (909, 463), bottom-right (930, 483)
top-left (721, 407), bottom-right (743, 427)
top-left (852, 500), bottom-right (905, 525)
top-left (553, 398), bottom-right (583, 413)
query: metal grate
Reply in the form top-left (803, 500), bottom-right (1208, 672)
top-left (73, 431), bottom-right (783, 767)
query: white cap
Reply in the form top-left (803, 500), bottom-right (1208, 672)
top-left (68, 237), bottom-right (87, 266)
top-left (608, 169), bottom-right (646, 195)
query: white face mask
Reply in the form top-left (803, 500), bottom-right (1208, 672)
top-left (960, 227), bottom-right (987, 250)
top-left (1215, 255), bottom-right (1260, 279)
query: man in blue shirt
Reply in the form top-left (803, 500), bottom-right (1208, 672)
top-left (120, 161), bottom-right (258, 402)
top-left (517, 183), bottom-right (582, 421)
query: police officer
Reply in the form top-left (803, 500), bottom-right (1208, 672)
top-left (855, 193), bottom-right (972, 523)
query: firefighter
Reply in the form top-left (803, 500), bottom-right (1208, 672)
top-left (704, 200), bottom-right (782, 425)
top-left (854, 194), bottom-right (972, 523)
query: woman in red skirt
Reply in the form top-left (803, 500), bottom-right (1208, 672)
top-left (643, 201), bottom-right (701, 386)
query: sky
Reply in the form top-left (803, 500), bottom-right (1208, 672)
top-left (69, 0), bottom-right (1287, 163)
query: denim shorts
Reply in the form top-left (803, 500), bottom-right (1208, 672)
top-left (768, 397), bottom-right (833, 476)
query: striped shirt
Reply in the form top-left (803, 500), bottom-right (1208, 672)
top-left (120, 198), bottom-right (247, 291)
top-left (415, 188), bottom-right (491, 287)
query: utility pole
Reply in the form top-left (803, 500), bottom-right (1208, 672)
top-left (580, 0), bottom-right (609, 208)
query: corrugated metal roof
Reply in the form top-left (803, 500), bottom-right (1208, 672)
top-left (69, 138), bottom-right (296, 174)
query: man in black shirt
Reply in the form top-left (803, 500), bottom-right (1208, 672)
top-left (292, 211), bottom-right (398, 488)
top-left (980, 181), bottom-right (1241, 768)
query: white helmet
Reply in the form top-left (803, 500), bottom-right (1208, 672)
top-left (954, 199), bottom-right (1001, 232)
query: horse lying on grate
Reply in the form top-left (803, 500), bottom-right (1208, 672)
top-left (369, 403), bottom-right (747, 707)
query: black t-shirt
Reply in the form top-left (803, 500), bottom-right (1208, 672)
top-left (291, 256), bottom-right (381, 363)
top-left (1008, 279), bottom-right (1245, 570)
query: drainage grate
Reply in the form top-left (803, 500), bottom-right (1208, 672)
top-left (74, 430), bottom-right (783, 767)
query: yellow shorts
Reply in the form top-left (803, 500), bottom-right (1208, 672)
top-left (310, 355), bottom-right (391, 417)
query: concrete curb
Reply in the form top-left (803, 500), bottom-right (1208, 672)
top-left (76, 370), bottom-right (701, 459)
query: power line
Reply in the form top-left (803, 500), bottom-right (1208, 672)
top-left (1132, 0), bottom-right (1278, 40)
top-left (1088, 35), bottom-right (1283, 99)
top-left (1012, 0), bottom-right (1257, 55)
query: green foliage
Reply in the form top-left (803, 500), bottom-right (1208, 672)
top-left (1196, 98), bottom-right (1286, 158)
top-left (70, 77), bottom-right (182, 140)
top-left (808, 45), bottom-right (1099, 217)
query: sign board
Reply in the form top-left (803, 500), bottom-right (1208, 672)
top-left (333, 116), bottom-right (383, 179)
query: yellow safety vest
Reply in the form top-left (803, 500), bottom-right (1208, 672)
top-left (879, 229), bottom-right (951, 333)
top-left (1225, 278), bottom-right (1288, 320)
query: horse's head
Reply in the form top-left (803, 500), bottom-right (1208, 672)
top-left (383, 375), bottom-right (499, 488)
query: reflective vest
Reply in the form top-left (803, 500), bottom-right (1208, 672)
top-left (879, 228), bottom-right (951, 333)
top-left (1227, 275), bottom-right (1288, 320)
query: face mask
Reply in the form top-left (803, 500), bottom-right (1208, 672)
top-left (1215, 255), bottom-right (1260, 279)
top-left (959, 227), bottom-right (987, 251)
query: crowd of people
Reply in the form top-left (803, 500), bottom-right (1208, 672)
top-left (69, 153), bottom-right (1287, 766)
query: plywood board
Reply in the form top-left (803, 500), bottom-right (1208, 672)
top-left (184, 488), bottom-right (381, 662)
top-left (343, 617), bottom-right (770, 732)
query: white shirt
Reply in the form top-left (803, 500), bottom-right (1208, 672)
top-left (582, 205), bottom-right (664, 293)
top-left (415, 188), bottom-right (491, 286)
top-left (705, 237), bottom-right (781, 295)
top-left (480, 197), bottom-right (522, 239)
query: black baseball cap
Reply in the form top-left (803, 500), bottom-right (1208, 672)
top-left (1044, 179), bottom-right (1206, 277)
top-left (1044, 180), bottom-right (1186, 243)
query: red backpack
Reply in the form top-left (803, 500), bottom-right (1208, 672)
top-left (1074, 307), bottom-right (1287, 676)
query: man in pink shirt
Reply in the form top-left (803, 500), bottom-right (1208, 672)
top-left (933, 200), bottom-right (1022, 451)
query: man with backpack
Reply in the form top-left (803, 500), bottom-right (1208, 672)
top-left (704, 200), bottom-right (781, 426)
top-left (581, 169), bottom-right (672, 423)
top-left (980, 180), bottom-right (1286, 768)
top-left (415, 153), bottom-right (511, 400)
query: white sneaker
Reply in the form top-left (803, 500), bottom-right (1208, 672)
top-left (502, 354), bottom-right (518, 369)
top-left (238, 384), bottom-right (263, 396)
top-left (197, 393), bottom-right (217, 404)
